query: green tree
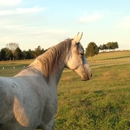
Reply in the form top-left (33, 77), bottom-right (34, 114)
top-left (6, 49), bottom-right (13, 60)
top-left (99, 45), bottom-right (103, 51)
top-left (0, 48), bottom-right (6, 60)
top-left (35, 46), bottom-right (44, 57)
top-left (14, 47), bottom-right (23, 60)
top-left (0, 48), bottom-right (13, 60)
top-left (85, 42), bottom-right (99, 61)
top-left (115, 42), bottom-right (119, 49)
top-left (22, 50), bottom-right (27, 59)
top-left (26, 49), bottom-right (35, 59)
top-left (111, 42), bottom-right (119, 50)
top-left (102, 44), bottom-right (108, 51)
top-left (106, 42), bottom-right (119, 50)
top-left (106, 42), bottom-right (112, 50)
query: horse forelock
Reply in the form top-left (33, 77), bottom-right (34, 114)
top-left (32, 39), bottom-right (72, 78)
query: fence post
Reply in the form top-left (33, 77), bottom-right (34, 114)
top-left (13, 66), bottom-right (15, 75)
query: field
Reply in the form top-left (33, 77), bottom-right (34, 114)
top-left (0, 51), bottom-right (130, 129)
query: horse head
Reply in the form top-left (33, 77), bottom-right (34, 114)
top-left (66, 32), bottom-right (92, 81)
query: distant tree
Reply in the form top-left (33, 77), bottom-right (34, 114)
top-left (115, 42), bottom-right (119, 49)
top-left (41, 48), bottom-right (44, 54)
top-left (22, 50), bottom-right (27, 59)
top-left (111, 42), bottom-right (119, 50)
top-left (0, 48), bottom-right (6, 60)
top-left (85, 42), bottom-right (99, 61)
top-left (6, 49), bottom-right (13, 60)
top-left (35, 46), bottom-right (44, 57)
top-left (102, 44), bottom-right (108, 51)
top-left (6, 43), bottom-right (19, 60)
top-left (99, 45), bottom-right (103, 51)
top-left (25, 49), bottom-right (35, 59)
top-left (0, 44), bottom-right (46, 60)
top-left (106, 42), bottom-right (112, 50)
top-left (106, 42), bottom-right (119, 50)
top-left (0, 48), bottom-right (12, 60)
top-left (14, 47), bottom-right (23, 60)
top-left (26, 51), bottom-right (31, 59)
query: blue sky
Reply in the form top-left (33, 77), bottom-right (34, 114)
top-left (0, 0), bottom-right (130, 50)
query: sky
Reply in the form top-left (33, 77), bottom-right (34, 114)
top-left (0, 0), bottom-right (130, 51)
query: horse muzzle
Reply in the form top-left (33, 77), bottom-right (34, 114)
top-left (73, 64), bottom-right (92, 81)
top-left (81, 72), bottom-right (92, 81)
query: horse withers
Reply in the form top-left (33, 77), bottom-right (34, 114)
top-left (0, 33), bottom-right (92, 130)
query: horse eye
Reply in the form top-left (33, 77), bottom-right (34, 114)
top-left (79, 48), bottom-right (84, 56)
top-left (81, 53), bottom-right (84, 56)
top-left (80, 52), bottom-right (84, 56)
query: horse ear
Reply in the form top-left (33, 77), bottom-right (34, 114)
top-left (73, 32), bottom-right (83, 43)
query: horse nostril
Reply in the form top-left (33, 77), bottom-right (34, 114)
top-left (91, 73), bottom-right (92, 77)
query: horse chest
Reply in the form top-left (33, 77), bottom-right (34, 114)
top-left (45, 87), bottom-right (58, 111)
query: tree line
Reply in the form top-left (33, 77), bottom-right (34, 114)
top-left (85, 42), bottom-right (119, 60)
top-left (99, 42), bottom-right (119, 51)
top-left (0, 43), bottom-right (46, 61)
top-left (0, 42), bottom-right (119, 61)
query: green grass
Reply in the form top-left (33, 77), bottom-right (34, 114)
top-left (0, 52), bottom-right (130, 129)
top-left (87, 50), bottom-right (130, 61)
top-left (88, 51), bottom-right (130, 69)
top-left (56, 63), bottom-right (130, 130)
top-left (0, 60), bottom-right (33, 77)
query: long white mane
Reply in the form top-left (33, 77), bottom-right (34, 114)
top-left (29, 39), bottom-right (72, 77)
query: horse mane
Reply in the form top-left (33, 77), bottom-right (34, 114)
top-left (30, 39), bottom-right (72, 77)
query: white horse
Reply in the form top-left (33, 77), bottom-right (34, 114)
top-left (0, 33), bottom-right (92, 130)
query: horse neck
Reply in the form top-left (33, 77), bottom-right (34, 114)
top-left (32, 41), bottom-right (71, 85)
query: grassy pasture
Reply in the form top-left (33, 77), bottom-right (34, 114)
top-left (87, 50), bottom-right (130, 61)
top-left (56, 64), bottom-right (130, 130)
top-left (0, 51), bottom-right (130, 129)
top-left (0, 60), bottom-right (33, 77)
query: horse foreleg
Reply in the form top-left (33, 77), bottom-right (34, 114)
top-left (41, 117), bottom-right (54, 130)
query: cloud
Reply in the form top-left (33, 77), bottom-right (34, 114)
top-left (16, 6), bottom-right (48, 14)
top-left (0, 10), bottom-right (14, 16)
top-left (0, 0), bottom-right (22, 6)
top-left (0, 6), bottom-right (48, 16)
top-left (116, 16), bottom-right (130, 30)
top-left (79, 11), bottom-right (102, 23)
top-left (0, 27), bottom-right (69, 50)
